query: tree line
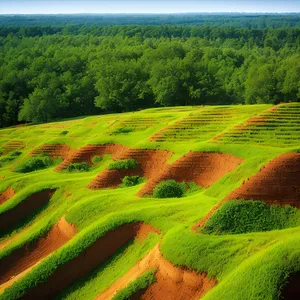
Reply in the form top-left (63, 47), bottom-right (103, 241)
top-left (0, 25), bottom-right (299, 127)
top-left (1, 14), bottom-right (299, 28)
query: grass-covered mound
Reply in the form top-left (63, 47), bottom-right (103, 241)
top-left (153, 180), bottom-right (201, 198)
top-left (13, 156), bottom-right (60, 173)
top-left (108, 159), bottom-right (138, 170)
top-left (112, 269), bottom-right (156, 300)
top-left (202, 200), bottom-right (300, 235)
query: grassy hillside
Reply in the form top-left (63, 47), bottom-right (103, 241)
top-left (0, 103), bottom-right (299, 300)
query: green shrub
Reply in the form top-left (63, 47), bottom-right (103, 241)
top-left (153, 180), bottom-right (185, 198)
top-left (14, 156), bottom-right (55, 173)
top-left (108, 159), bottom-right (138, 170)
top-left (67, 162), bottom-right (90, 172)
top-left (185, 182), bottom-right (203, 195)
top-left (112, 126), bottom-right (133, 134)
top-left (121, 175), bottom-right (145, 187)
top-left (202, 200), bottom-right (300, 235)
top-left (0, 151), bottom-right (22, 164)
top-left (92, 155), bottom-right (103, 164)
top-left (60, 130), bottom-right (69, 136)
top-left (112, 269), bottom-right (156, 300)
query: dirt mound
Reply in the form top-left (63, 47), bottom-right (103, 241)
top-left (138, 152), bottom-right (243, 197)
top-left (96, 244), bottom-right (216, 300)
top-left (31, 144), bottom-right (71, 159)
top-left (0, 187), bottom-right (15, 205)
top-left (88, 149), bottom-right (172, 189)
top-left (226, 152), bottom-right (300, 207)
top-left (0, 217), bottom-right (76, 292)
top-left (56, 144), bottom-right (127, 171)
top-left (280, 273), bottom-right (300, 299)
top-left (20, 222), bottom-right (160, 299)
top-left (0, 189), bottom-right (56, 233)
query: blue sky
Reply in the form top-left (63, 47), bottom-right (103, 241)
top-left (0, 0), bottom-right (300, 14)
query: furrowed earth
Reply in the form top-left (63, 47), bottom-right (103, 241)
top-left (0, 103), bottom-right (300, 300)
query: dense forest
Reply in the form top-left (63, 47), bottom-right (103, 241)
top-left (1, 13), bottom-right (300, 27)
top-left (0, 15), bottom-right (300, 127)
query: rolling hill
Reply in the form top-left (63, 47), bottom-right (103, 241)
top-left (0, 103), bottom-right (299, 300)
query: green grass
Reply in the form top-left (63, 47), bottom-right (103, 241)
top-left (66, 162), bottom-right (90, 172)
top-left (120, 175), bottom-right (145, 187)
top-left (108, 159), bottom-right (138, 170)
top-left (0, 103), bottom-right (299, 300)
top-left (13, 156), bottom-right (60, 173)
top-left (112, 269), bottom-right (156, 300)
top-left (201, 200), bottom-right (300, 235)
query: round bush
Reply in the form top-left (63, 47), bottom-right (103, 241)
top-left (14, 156), bottom-right (54, 173)
top-left (121, 176), bottom-right (144, 187)
top-left (92, 155), bottom-right (103, 164)
top-left (108, 159), bottom-right (137, 170)
top-left (67, 162), bottom-right (90, 172)
top-left (153, 180), bottom-right (185, 198)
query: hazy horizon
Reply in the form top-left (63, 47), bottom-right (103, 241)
top-left (1, 0), bottom-right (300, 14)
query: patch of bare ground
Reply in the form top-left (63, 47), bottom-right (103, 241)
top-left (280, 273), bottom-right (300, 300)
top-left (88, 148), bottom-right (172, 189)
top-left (56, 144), bottom-right (127, 171)
top-left (20, 222), bottom-right (160, 299)
top-left (0, 187), bottom-right (15, 205)
top-left (0, 217), bottom-right (76, 292)
top-left (226, 152), bottom-right (300, 207)
top-left (95, 244), bottom-right (216, 300)
top-left (31, 144), bottom-right (71, 159)
top-left (138, 152), bottom-right (243, 197)
top-left (0, 189), bottom-right (56, 233)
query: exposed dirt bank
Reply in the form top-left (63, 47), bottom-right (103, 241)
top-left (0, 189), bottom-right (56, 233)
top-left (21, 222), bottom-right (160, 299)
top-left (0, 187), bottom-right (15, 206)
top-left (138, 152), bottom-right (243, 196)
top-left (0, 217), bottom-right (76, 292)
top-left (96, 244), bottom-right (216, 300)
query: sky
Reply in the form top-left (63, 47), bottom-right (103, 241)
top-left (0, 0), bottom-right (300, 14)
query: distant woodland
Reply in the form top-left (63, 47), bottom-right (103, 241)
top-left (0, 14), bottom-right (299, 127)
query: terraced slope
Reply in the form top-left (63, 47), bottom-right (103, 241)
top-left (217, 103), bottom-right (300, 147)
top-left (0, 103), bottom-right (300, 300)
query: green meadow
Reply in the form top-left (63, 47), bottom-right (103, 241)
top-left (0, 103), bottom-right (299, 300)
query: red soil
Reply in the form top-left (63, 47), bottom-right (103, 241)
top-left (193, 152), bottom-right (300, 230)
top-left (21, 222), bottom-right (160, 299)
top-left (88, 149), bottom-right (172, 189)
top-left (31, 144), bottom-right (71, 159)
top-left (96, 244), bottom-right (216, 300)
top-left (0, 187), bottom-right (15, 205)
top-left (0, 189), bottom-right (56, 233)
top-left (0, 217), bottom-right (76, 292)
top-left (138, 152), bottom-right (243, 197)
top-left (226, 152), bottom-right (300, 207)
top-left (280, 273), bottom-right (300, 300)
top-left (56, 144), bottom-right (127, 171)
